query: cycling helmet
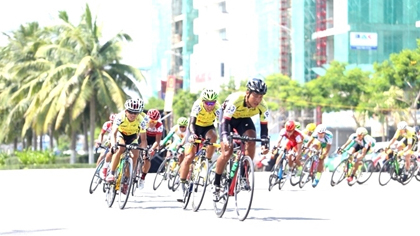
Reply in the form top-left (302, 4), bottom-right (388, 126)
top-left (317, 124), bottom-right (327, 133)
top-left (246, 78), bottom-right (267, 95)
top-left (356, 127), bottom-right (368, 136)
top-left (109, 113), bottom-right (116, 121)
top-left (124, 98), bottom-right (144, 113)
top-left (397, 121), bottom-right (408, 130)
top-left (147, 109), bottom-right (161, 120)
top-left (177, 117), bottom-right (188, 126)
top-left (201, 88), bottom-right (218, 101)
top-left (295, 122), bottom-right (301, 130)
top-left (285, 120), bottom-right (296, 131)
top-left (415, 125), bottom-right (420, 133)
top-left (306, 123), bottom-right (316, 132)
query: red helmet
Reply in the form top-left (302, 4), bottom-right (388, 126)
top-left (285, 120), bottom-right (296, 131)
top-left (109, 113), bottom-right (116, 121)
top-left (147, 109), bottom-right (161, 120)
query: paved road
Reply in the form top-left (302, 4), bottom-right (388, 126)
top-left (0, 169), bottom-right (418, 235)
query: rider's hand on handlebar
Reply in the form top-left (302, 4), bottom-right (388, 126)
top-left (188, 134), bottom-right (198, 143)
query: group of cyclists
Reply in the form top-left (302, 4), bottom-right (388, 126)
top-left (94, 77), bottom-right (420, 204)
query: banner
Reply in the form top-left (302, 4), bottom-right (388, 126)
top-left (164, 75), bottom-right (176, 112)
top-left (350, 32), bottom-right (377, 50)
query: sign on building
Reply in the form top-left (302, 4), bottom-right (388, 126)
top-left (350, 32), bottom-right (378, 50)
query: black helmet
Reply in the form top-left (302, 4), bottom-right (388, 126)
top-left (246, 78), bottom-right (267, 95)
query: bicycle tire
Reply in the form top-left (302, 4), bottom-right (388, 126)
top-left (153, 158), bottom-right (170, 191)
top-left (131, 158), bottom-right (142, 196)
top-left (118, 158), bottom-right (133, 210)
top-left (268, 164), bottom-right (278, 191)
top-left (89, 159), bottom-right (104, 194)
top-left (105, 183), bottom-right (116, 208)
top-left (234, 155), bottom-right (254, 221)
top-left (289, 164), bottom-right (301, 187)
top-left (400, 158), bottom-right (417, 185)
top-left (279, 159), bottom-right (289, 190)
top-left (171, 171), bottom-right (181, 192)
top-left (299, 157), bottom-right (314, 189)
top-left (213, 160), bottom-right (230, 218)
top-left (356, 160), bottom-right (374, 184)
top-left (331, 159), bottom-right (347, 187)
top-left (192, 158), bottom-right (209, 212)
top-left (378, 159), bottom-right (394, 186)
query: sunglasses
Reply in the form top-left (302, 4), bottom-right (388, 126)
top-left (127, 110), bottom-right (139, 115)
top-left (150, 119), bottom-right (158, 124)
top-left (204, 101), bottom-right (216, 106)
top-left (179, 126), bottom-right (186, 129)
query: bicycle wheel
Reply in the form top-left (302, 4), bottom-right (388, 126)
top-left (89, 160), bottom-right (104, 194)
top-left (378, 159), bottom-right (394, 186)
top-left (299, 157), bottom-right (314, 189)
top-left (331, 159), bottom-right (347, 187)
top-left (213, 160), bottom-right (230, 218)
top-left (279, 159), bottom-right (289, 190)
top-left (289, 164), bottom-right (301, 187)
top-left (192, 158), bottom-right (209, 212)
top-left (153, 158), bottom-right (170, 191)
top-left (131, 158), bottom-right (142, 196)
top-left (234, 155), bottom-right (254, 221)
top-left (171, 171), bottom-right (181, 192)
top-left (401, 159), bottom-right (417, 185)
top-left (268, 164), bottom-right (279, 191)
top-left (118, 159), bottom-right (133, 210)
top-left (356, 160), bottom-right (374, 184)
top-left (105, 183), bottom-right (116, 208)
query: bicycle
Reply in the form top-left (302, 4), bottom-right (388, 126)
top-left (104, 143), bottom-right (142, 209)
top-left (89, 145), bottom-right (108, 194)
top-left (298, 147), bottom-right (321, 188)
top-left (378, 149), bottom-right (418, 186)
top-left (331, 149), bottom-right (374, 187)
top-left (152, 146), bottom-right (180, 191)
top-left (268, 147), bottom-right (290, 191)
top-left (179, 138), bottom-right (220, 212)
top-left (210, 133), bottom-right (269, 221)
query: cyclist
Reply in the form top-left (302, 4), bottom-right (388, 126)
top-left (106, 98), bottom-right (148, 195)
top-left (338, 127), bottom-right (376, 183)
top-left (272, 120), bottom-right (304, 180)
top-left (305, 124), bottom-right (333, 187)
top-left (161, 117), bottom-right (189, 165)
top-left (384, 121), bottom-right (417, 181)
top-left (95, 113), bottom-right (116, 178)
top-left (213, 78), bottom-right (270, 202)
top-left (138, 108), bottom-right (164, 190)
top-left (178, 89), bottom-right (221, 202)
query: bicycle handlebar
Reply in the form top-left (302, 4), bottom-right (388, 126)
top-left (194, 138), bottom-right (221, 148)
top-left (228, 132), bottom-right (270, 144)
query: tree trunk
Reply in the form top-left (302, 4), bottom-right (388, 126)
top-left (70, 129), bottom-right (77, 164)
top-left (32, 129), bottom-right (37, 151)
top-left (88, 97), bottom-right (96, 164)
top-left (39, 134), bottom-right (43, 151)
top-left (13, 138), bottom-right (17, 152)
top-left (49, 126), bottom-right (54, 150)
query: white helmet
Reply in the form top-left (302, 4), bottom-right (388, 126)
top-left (317, 124), bottom-right (327, 134)
top-left (397, 121), bottom-right (408, 130)
top-left (124, 98), bottom-right (144, 113)
top-left (356, 127), bottom-right (368, 136)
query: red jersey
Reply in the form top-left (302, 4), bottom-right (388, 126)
top-left (100, 121), bottom-right (113, 134)
top-left (146, 120), bottom-right (164, 137)
top-left (278, 128), bottom-right (304, 151)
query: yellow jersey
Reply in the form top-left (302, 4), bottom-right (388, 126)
top-left (190, 99), bottom-right (222, 127)
top-left (113, 111), bottom-right (148, 136)
top-left (223, 91), bottom-right (269, 122)
top-left (393, 126), bottom-right (416, 145)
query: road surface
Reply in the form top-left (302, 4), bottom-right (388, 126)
top-left (0, 169), bottom-right (418, 235)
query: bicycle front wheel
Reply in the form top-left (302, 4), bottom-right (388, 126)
top-left (234, 155), bottom-right (255, 221)
top-left (356, 160), bottom-right (374, 184)
top-left (299, 157), bottom-right (314, 189)
top-left (105, 183), bottom-right (116, 208)
top-left (331, 159), bottom-right (347, 187)
top-left (192, 158), bottom-right (209, 212)
top-left (131, 158), bottom-right (142, 196)
top-left (378, 159), bottom-right (394, 186)
top-left (213, 160), bottom-right (230, 218)
top-left (89, 160), bottom-right (104, 194)
top-left (153, 158), bottom-right (170, 191)
top-left (118, 159), bottom-right (133, 210)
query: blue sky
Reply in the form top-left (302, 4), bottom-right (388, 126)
top-left (0, 0), bottom-right (153, 68)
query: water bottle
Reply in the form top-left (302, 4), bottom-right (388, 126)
top-left (230, 160), bottom-right (239, 178)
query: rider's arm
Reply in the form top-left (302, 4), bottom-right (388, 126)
top-left (110, 125), bottom-right (118, 148)
top-left (138, 132), bottom-right (147, 149)
top-left (152, 133), bottom-right (162, 151)
top-left (323, 143), bottom-right (332, 158)
top-left (161, 130), bottom-right (175, 146)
